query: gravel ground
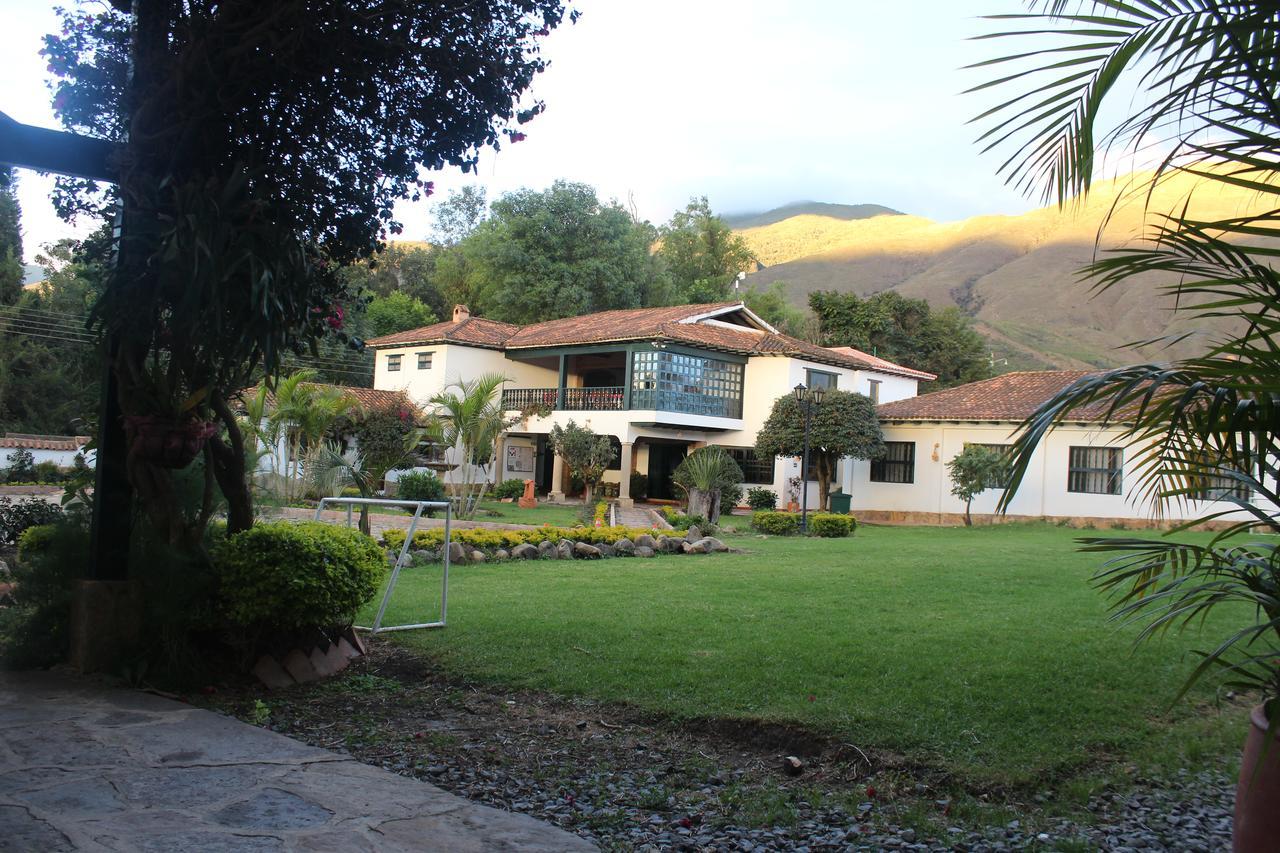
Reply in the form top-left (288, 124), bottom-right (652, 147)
top-left (202, 641), bottom-right (1234, 852)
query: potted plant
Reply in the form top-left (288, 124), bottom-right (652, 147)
top-left (785, 476), bottom-right (801, 513)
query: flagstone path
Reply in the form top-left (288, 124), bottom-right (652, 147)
top-left (0, 670), bottom-right (594, 852)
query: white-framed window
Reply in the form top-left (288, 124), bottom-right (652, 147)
top-left (417, 352), bottom-right (433, 370)
top-left (386, 354), bottom-right (402, 372)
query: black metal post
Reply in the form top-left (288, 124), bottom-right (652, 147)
top-left (800, 399), bottom-right (812, 533)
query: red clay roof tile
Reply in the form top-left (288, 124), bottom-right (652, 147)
top-left (875, 370), bottom-right (1111, 422)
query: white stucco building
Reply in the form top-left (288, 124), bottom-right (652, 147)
top-left (368, 302), bottom-right (932, 507)
top-left (850, 371), bottom-right (1262, 527)
top-left (1, 433), bottom-right (93, 470)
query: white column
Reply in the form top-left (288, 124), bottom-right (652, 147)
top-left (618, 441), bottom-right (635, 508)
top-left (549, 452), bottom-right (565, 502)
top-left (495, 433), bottom-right (507, 486)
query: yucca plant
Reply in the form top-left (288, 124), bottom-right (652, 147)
top-left (673, 446), bottom-right (743, 524)
top-left (972, 2), bottom-right (1280, 721)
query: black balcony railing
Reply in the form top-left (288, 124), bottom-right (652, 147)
top-left (502, 386), bottom-right (625, 412)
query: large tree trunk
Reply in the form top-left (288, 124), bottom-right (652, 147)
top-left (689, 488), bottom-right (721, 524)
top-left (816, 454), bottom-right (835, 511)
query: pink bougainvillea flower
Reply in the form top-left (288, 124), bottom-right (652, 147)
top-left (510, 132), bottom-right (527, 143)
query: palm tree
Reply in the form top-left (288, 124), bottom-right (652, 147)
top-left (973, 4), bottom-right (1280, 712)
top-left (424, 373), bottom-right (514, 519)
top-left (264, 369), bottom-right (360, 501)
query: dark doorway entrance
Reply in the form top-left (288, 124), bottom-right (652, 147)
top-left (646, 442), bottom-right (687, 500)
top-left (535, 435), bottom-right (554, 495)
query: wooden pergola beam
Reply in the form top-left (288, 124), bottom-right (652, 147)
top-left (0, 111), bottom-right (118, 182)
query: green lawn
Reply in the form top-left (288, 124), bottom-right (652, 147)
top-left (363, 524), bottom-right (1247, 788)
top-left (473, 499), bottom-right (590, 528)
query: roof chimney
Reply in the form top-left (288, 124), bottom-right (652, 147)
top-left (452, 304), bottom-right (471, 323)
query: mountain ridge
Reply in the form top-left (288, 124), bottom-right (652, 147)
top-left (722, 201), bottom-right (903, 231)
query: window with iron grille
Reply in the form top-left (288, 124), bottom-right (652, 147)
top-left (386, 354), bottom-right (402, 372)
top-left (1067, 446), bottom-right (1122, 495)
top-left (723, 447), bottom-right (774, 484)
top-left (1188, 454), bottom-right (1252, 501)
top-left (417, 352), bottom-right (433, 369)
top-left (870, 442), bottom-right (915, 483)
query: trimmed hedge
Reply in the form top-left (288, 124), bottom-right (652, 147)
top-left (751, 511), bottom-right (800, 535)
top-left (746, 487), bottom-right (777, 511)
top-left (215, 521), bottom-right (388, 630)
top-left (493, 478), bottom-right (527, 500)
top-left (383, 524), bottom-right (656, 552)
top-left (810, 513), bottom-right (855, 538)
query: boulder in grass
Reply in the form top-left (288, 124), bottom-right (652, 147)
top-left (557, 539), bottom-right (575, 560)
top-left (494, 549), bottom-right (509, 561)
top-left (573, 541), bottom-right (602, 559)
top-left (470, 550), bottom-right (486, 563)
top-left (685, 525), bottom-right (702, 543)
top-left (613, 538), bottom-right (634, 555)
top-left (696, 536), bottom-right (728, 553)
top-left (659, 536), bottom-right (684, 554)
top-left (634, 545), bottom-right (655, 558)
top-left (682, 539), bottom-right (709, 554)
top-left (447, 541), bottom-right (468, 564)
top-left (512, 543), bottom-right (540, 560)
top-left (596, 542), bottom-right (615, 558)
top-left (634, 534), bottom-right (657, 550)
top-left (538, 540), bottom-right (556, 556)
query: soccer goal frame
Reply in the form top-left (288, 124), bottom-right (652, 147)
top-left (313, 496), bottom-right (453, 634)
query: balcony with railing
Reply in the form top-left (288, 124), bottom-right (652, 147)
top-left (502, 386), bottom-right (626, 412)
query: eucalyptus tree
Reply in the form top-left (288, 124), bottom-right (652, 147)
top-left (973, 3), bottom-right (1280, 706)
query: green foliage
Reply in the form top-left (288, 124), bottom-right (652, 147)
top-left (741, 281), bottom-right (805, 337)
top-left (673, 446), bottom-right (743, 523)
top-left (658, 197), bottom-right (755, 303)
top-left (755, 390), bottom-right (884, 509)
top-left (424, 373), bottom-right (514, 517)
top-left (973, 3), bottom-right (1280, 714)
top-left (0, 168), bottom-right (22, 307)
top-left (2, 449), bottom-right (35, 482)
top-left (366, 291), bottom-right (437, 338)
top-left (746, 487), bottom-right (777, 511)
top-left (431, 186), bottom-right (488, 247)
top-left (2, 519), bottom-right (89, 668)
top-left (397, 469), bottom-right (445, 503)
top-left (493, 478), bottom-right (527, 500)
top-left (460, 181), bottom-right (669, 323)
top-left (750, 511), bottom-right (800, 536)
top-left (382, 524), bottom-right (655, 553)
top-left (549, 420), bottom-right (616, 504)
top-left (947, 445), bottom-right (1008, 526)
top-left (809, 290), bottom-right (990, 388)
top-left (808, 513), bottom-right (854, 538)
top-left (629, 471), bottom-right (649, 501)
top-left (0, 497), bottom-right (65, 546)
top-left (215, 522), bottom-right (388, 630)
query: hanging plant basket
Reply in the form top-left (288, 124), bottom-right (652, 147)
top-left (124, 415), bottom-right (218, 469)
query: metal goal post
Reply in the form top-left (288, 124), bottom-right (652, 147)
top-left (313, 496), bottom-right (452, 634)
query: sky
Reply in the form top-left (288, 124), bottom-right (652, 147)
top-left (2, 1), bottom-right (1074, 263)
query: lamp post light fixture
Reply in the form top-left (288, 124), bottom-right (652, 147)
top-left (792, 383), bottom-right (826, 532)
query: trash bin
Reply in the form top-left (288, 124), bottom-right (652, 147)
top-left (828, 490), bottom-right (851, 514)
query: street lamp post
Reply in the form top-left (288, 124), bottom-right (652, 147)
top-left (792, 383), bottom-right (826, 532)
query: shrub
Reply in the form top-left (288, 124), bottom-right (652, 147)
top-left (751, 511), bottom-right (800, 536)
top-left (17, 524), bottom-right (59, 563)
top-left (493, 478), bottom-right (527, 500)
top-left (0, 497), bottom-right (65, 546)
top-left (746, 487), bottom-right (777, 511)
top-left (630, 471), bottom-right (649, 500)
top-left (32, 461), bottom-right (65, 483)
top-left (1, 519), bottom-right (88, 668)
top-left (215, 522), bottom-right (389, 630)
top-left (397, 469), bottom-right (445, 503)
top-left (382, 524), bottom-right (656, 554)
top-left (2, 448), bottom-right (35, 483)
top-left (809, 513), bottom-right (855, 538)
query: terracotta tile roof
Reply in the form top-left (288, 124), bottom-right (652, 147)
top-left (875, 371), bottom-right (1115, 422)
top-left (503, 303), bottom-right (743, 348)
top-left (363, 301), bottom-right (934, 376)
top-left (237, 383), bottom-right (414, 413)
top-left (365, 316), bottom-right (519, 349)
top-left (0, 433), bottom-right (90, 451)
top-left (825, 346), bottom-right (937, 381)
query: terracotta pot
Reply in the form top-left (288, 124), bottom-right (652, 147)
top-left (786, 501), bottom-right (800, 513)
top-left (1234, 704), bottom-right (1280, 851)
top-left (124, 415), bottom-right (217, 469)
